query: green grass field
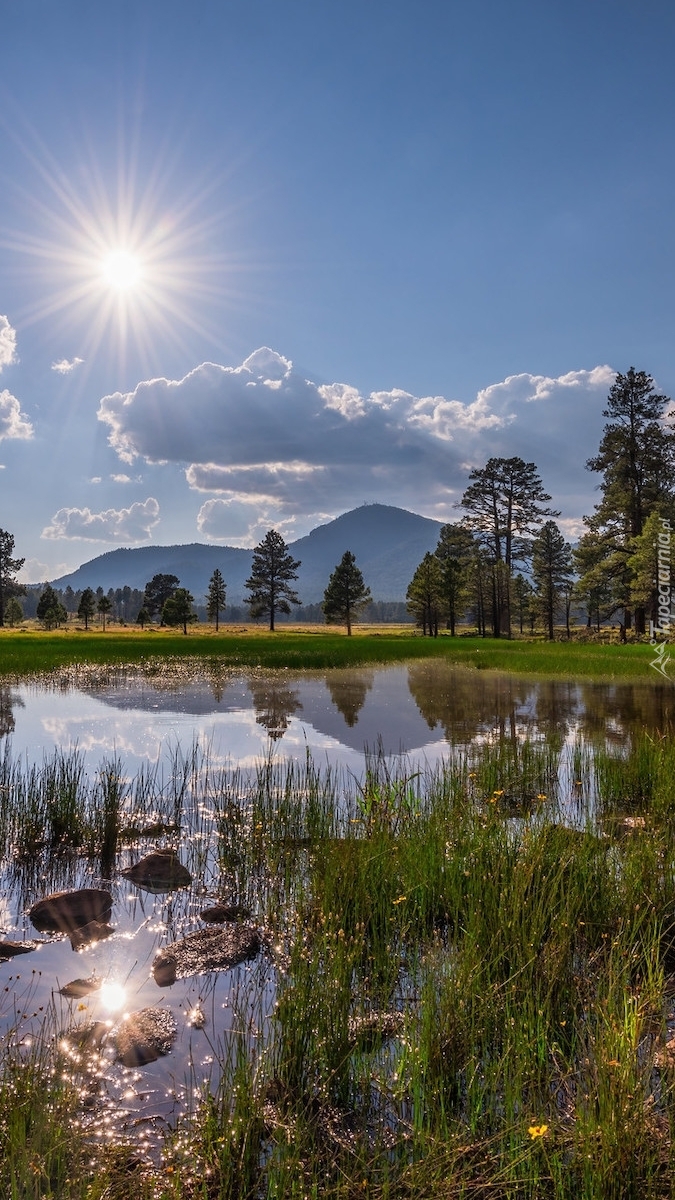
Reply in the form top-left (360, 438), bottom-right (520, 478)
top-left (0, 625), bottom-right (663, 679)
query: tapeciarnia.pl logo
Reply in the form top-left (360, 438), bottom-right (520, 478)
top-left (649, 517), bottom-right (673, 679)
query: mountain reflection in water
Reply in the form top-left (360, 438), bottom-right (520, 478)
top-left (2, 662), bottom-right (673, 770)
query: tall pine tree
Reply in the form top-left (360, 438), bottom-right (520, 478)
top-left (578, 368), bottom-right (675, 634)
top-left (245, 530), bottom-right (301, 631)
top-left (322, 551), bottom-right (372, 635)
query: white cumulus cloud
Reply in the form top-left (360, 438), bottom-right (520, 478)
top-left (51, 356), bottom-right (84, 374)
top-left (97, 348), bottom-right (621, 529)
top-left (197, 497), bottom-right (290, 545)
top-left (0, 316), bottom-right (17, 372)
top-left (42, 497), bottom-right (160, 542)
top-left (0, 390), bottom-right (33, 441)
top-left (19, 557), bottom-right (73, 584)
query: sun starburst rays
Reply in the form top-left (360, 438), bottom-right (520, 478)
top-left (0, 116), bottom-right (246, 376)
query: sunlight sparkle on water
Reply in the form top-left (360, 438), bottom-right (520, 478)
top-left (99, 981), bottom-right (127, 1012)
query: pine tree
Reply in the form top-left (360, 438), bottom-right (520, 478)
top-left (143, 574), bottom-right (179, 622)
top-left (626, 508), bottom-right (675, 634)
top-left (322, 551), bottom-right (372, 635)
top-left (245, 530), bottom-right (301, 631)
top-left (37, 584), bottom-right (68, 629)
top-left (162, 587), bottom-right (197, 634)
top-left (532, 521), bottom-right (573, 640)
top-left (4, 597), bottom-right (23, 626)
top-left (434, 524), bottom-right (474, 636)
top-left (96, 593), bottom-right (112, 631)
top-left (206, 569), bottom-right (227, 631)
top-left (77, 587), bottom-right (96, 630)
top-left (511, 573), bottom-right (532, 635)
top-left (406, 553), bottom-right (443, 636)
top-left (0, 529), bottom-right (25, 628)
top-left (460, 457), bottom-right (558, 637)
top-left (580, 368), bottom-right (675, 634)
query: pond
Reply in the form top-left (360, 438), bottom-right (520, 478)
top-left (2, 658), bottom-right (674, 771)
top-left (0, 659), bottom-right (673, 1163)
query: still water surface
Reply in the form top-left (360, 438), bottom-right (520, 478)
top-left (2, 659), bottom-right (674, 770)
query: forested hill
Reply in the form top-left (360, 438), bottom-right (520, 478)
top-left (51, 504), bottom-right (444, 603)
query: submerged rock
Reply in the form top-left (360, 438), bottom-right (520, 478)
top-left (69, 920), bottom-right (114, 950)
top-left (29, 888), bottom-right (113, 934)
top-left (64, 1021), bottom-right (110, 1052)
top-left (121, 849), bottom-right (192, 893)
top-left (0, 940), bottom-right (37, 959)
top-left (153, 924), bottom-right (261, 987)
top-left (199, 902), bottom-right (252, 923)
top-left (59, 976), bottom-right (102, 999)
top-left (114, 1007), bottom-right (177, 1066)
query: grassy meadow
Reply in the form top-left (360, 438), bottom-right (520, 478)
top-left (3, 731), bottom-right (675, 1197)
top-left (0, 623), bottom-right (663, 679)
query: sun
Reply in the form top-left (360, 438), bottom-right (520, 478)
top-left (4, 117), bottom-right (237, 373)
top-left (102, 249), bottom-right (142, 291)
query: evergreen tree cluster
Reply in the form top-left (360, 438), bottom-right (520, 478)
top-left (404, 367), bottom-right (674, 639)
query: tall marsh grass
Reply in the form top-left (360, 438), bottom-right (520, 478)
top-left (3, 732), bottom-right (675, 1195)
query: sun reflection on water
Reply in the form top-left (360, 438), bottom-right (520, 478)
top-left (99, 981), bottom-right (127, 1013)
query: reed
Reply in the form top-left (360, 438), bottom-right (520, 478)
top-left (2, 734), bottom-right (675, 1196)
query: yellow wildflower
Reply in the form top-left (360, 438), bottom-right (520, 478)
top-left (528, 1123), bottom-right (548, 1140)
top-left (392, 895), bottom-right (406, 905)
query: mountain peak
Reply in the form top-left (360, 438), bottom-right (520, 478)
top-left (51, 504), bottom-right (444, 602)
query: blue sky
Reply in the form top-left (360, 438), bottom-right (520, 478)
top-left (1, 0), bottom-right (674, 580)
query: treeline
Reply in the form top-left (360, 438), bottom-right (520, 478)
top-left (15, 583), bottom-right (411, 627)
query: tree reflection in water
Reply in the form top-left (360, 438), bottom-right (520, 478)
top-left (0, 684), bottom-right (23, 739)
top-left (325, 670), bottom-right (374, 727)
top-left (249, 678), bottom-right (302, 740)
top-left (406, 661), bottom-right (675, 749)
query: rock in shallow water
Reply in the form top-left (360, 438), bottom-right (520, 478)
top-left (153, 924), bottom-right (261, 986)
top-left (69, 920), bottom-right (115, 950)
top-left (0, 940), bottom-right (37, 959)
top-left (199, 903), bottom-right (252, 923)
top-left (29, 888), bottom-right (113, 933)
top-left (59, 976), bottom-right (102, 999)
top-left (114, 1007), bottom-right (177, 1066)
top-left (120, 849), bottom-right (192, 893)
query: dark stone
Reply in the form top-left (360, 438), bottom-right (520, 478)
top-left (152, 924), bottom-right (261, 986)
top-left (59, 977), bottom-right (102, 999)
top-left (200, 903), bottom-right (252, 923)
top-left (69, 921), bottom-right (114, 950)
top-left (0, 940), bottom-right (37, 959)
top-left (114, 1007), bottom-right (177, 1066)
top-left (121, 849), bottom-right (192, 893)
top-left (29, 888), bottom-right (113, 933)
top-left (65, 1021), bottom-right (109, 1051)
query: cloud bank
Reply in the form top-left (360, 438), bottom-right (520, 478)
top-left (98, 348), bottom-right (617, 541)
top-left (42, 497), bottom-right (160, 542)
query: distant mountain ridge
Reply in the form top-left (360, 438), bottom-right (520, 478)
top-left (51, 504), bottom-right (445, 603)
